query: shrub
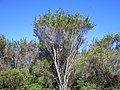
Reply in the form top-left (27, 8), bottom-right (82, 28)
top-left (77, 77), bottom-right (96, 90)
top-left (29, 59), bottom-right (54, 89)
top-left (0, 68), bottom-right (28, 89)
top-left (29, 83), bottom-right (42, 90)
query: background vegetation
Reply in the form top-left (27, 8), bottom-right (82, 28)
top-left (0, 10), bottom-right (120, 90)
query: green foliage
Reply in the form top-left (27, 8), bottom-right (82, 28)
top-left (77, 77), bottom-right (96, 90)
top-left (0, 35), bottom-right (6, 56)
top-left (34, 9), bottom-right (93, 31)
top-left (0, 68), bottom-right (43, 90)
top-left (76, 33), bottom-right (120, 90)
top-left (29, 59), bottom-right (54, 89)
top-left (34, 9), bottom-right (94, 90)
top-left (0, 35), bottom-right (6, 48)
top-left (27, 75), bottom-right (38, 85)
top-left (0, 32), bottom-right (120, 90)
top-left (31, 59), bottom-right (51, 75)
top-left (29, 83), bottom-right (42, 90)
top-left (0, 68), bottom-right (28, 89)
top-left (0, 10), bottom-right (120, 90)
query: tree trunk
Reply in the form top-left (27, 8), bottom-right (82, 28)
top-left (59, 83), bottom-right (67, 90)
top-left (53, 46), bottom-right (75, 90)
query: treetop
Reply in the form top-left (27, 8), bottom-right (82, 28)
top-left (34, 10), bottom-right (94, 31)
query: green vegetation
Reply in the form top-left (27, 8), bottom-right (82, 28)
top-left (0, 10), bottom-right (120, 90)
top-left (34, 9), bottom-right (93, 90)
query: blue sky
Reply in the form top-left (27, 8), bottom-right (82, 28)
top-left (0, 0), bottom-right (120, 42)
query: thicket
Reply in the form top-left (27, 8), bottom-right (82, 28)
top-left (0, 10), bottom-right (120, 90)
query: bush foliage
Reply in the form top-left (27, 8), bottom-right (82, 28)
top-left (0, 10), bottom-right (120, 90)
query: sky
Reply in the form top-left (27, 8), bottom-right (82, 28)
top-left (0, 0), bottom-right (120, 42)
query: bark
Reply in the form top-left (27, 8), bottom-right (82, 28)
top-left (53, 45), bottom-right (77, 90)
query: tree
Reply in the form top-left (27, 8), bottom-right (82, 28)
top-left (0, 39), bottom-right (38, 70)
top-left (77, 33), bottom-right (120, 90)
top-left (0, 35), bottom-right (6, 57)
top-left (34, 10), bottom-right (93, 90)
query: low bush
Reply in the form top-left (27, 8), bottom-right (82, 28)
top-left (0, 68), bottom-right (28, 89)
